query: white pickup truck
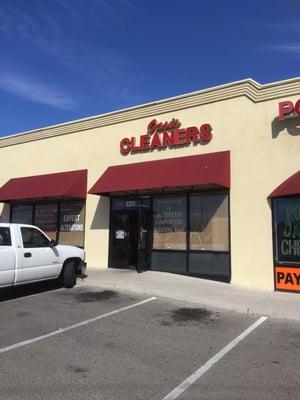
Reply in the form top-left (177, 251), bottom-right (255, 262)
top-left (0, 223), bottom-right (87, 289)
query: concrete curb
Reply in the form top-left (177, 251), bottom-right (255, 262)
top-left (81, 268), bottom-right (300, 321)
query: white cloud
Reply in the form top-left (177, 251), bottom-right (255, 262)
top-left (56, 0), bottom-right (134, 20)
top-left (264, 45), bottom-right (300, 55)
top-left (0, 72), bottom-right (77, 109)
top-left (0, 3), bottom-right (131, 83)
top-left (272, 45), bottom-right (300, 51)
top-left (0, 2), bottom-right (140, 105)
top-left (263, 23), bottom-right (300, 31)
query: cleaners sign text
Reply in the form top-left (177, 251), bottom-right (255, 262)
top-left (120, 118), bottom-right (212, 155)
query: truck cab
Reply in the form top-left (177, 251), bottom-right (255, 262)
top-left (0, 223), bottom-right (86, 288)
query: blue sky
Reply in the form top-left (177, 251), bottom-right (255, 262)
top-left (0, 0), bottom-right (298, 136)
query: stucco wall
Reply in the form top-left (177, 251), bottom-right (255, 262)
top-left (0, 79), bottom-right (299, 290)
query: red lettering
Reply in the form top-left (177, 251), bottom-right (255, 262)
top-left (200, 124), bottom-right (212, 142)
top-left (168, 118), bottom-right (181, 130)
top-left (120, 121), bottom-right (213, 154)
top-left (130, 136), bottom-right (140, 152)
top-left (140, 134), bottom-right (150, 150)
top-left (120, 138), bottom-right (131, 154)
top-left (147, 118), bottom-right (182, 134)
top-left (279, 101), bottom-right (294, 120)
top-left (173, 129), bottom-right (187, 145)
top-left (147, 119), bottom-right (157, 134)
top-left (150, 133), bottom-right (162, 149)
top-left (295, 99), bottom-right (300, 117)
top-left (186, 127), bottom-right (199, 144)
top-left (161, 122), bottom-right (169, 131)
top-left (162, 131), bottom-right (174, 147)
top-left (157, 122), bottom-right (164, 132)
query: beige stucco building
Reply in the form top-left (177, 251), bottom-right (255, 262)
top-left (1, 77), bottom-right (300, 293)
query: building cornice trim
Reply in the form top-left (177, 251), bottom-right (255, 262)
top-left (1, 77), bottom-right (300, 148)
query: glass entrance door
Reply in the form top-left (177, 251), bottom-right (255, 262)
top-left (109, 212), bottom-right (130, 268)
top-left (137, 207), bottom-right (151, 272)
top-left (109, 197), bottom-right (151, 270)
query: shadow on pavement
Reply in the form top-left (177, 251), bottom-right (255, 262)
top-left (0, 280), bottom-right (63, 302)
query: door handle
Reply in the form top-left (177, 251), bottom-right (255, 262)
top-left (24, 252), bottom-right (32, 258)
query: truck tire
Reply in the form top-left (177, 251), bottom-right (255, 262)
top-left (63, 261), bottom-right (77, 288)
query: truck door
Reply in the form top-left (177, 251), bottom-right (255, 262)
top-left (0, 227), bottom-right (15, 286)
top-left (18, 226), bottom-right (61, 283)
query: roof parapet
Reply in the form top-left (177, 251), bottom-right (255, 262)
top-left (1, 77), bottom-right (300, 148)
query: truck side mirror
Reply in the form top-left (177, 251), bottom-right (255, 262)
top-left (49, 239), bottom-right (57, 247)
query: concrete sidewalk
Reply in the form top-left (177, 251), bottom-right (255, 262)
top-left (82, 268), bottom-right (300, 321)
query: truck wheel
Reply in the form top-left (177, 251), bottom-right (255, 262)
top-left (63, 261), bottom-right (77, 288)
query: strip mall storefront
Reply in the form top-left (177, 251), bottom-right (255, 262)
top-left (0, 77), bottom-right (300, 293)
top-left (89, 152), bottom-right (230, 281)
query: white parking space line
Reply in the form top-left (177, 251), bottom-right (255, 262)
top-left (0, 296), bottom-right (157, 354)
top-left (0, 287), bottom-right (66, 305)
top-left (161, 316), bottom-right (268, 400)
top-left (0, 283), bottom-right (85, 305)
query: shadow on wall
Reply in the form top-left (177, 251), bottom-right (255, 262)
top-left (272, 117), bottom-right (300, 138)
top-left (0, 203), bottom-right (10, 222)
top-left (90, 196), bottom-right (110, 230)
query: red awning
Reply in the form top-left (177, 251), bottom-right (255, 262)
top-left (0, 169), bottom-right (87, 202)
top-left (89, 151), bottom-right (230, 196)
top-left (269, 171), bottom-right (300, 198)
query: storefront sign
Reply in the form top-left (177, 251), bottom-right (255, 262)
top-left (59, 203), bottom-right (84, 232)
top-left (153, 196), bottom-right (187, 250)
top-left (120, 118), bottom-right (213, 155)
top-left (58, 202), bottom-right (85, 247)
top-left (112, 198), bottom-right (151, 211)
top-left (115, 230), bottom-right (125, 239)
top-left (278, 99), bottom-right (300, 120)
top-left (153, 197), bottom-right (186, 234)
top-left (275, 266), bottom-right (300, 292)
top-left (273, 197), bottom-right (300, 292)
top-left (275, 199), bottom-right (300, 262)
top-left (35, 204), bottom-right (58, 233)
top-left (112, 199), bottom-right (138, 210)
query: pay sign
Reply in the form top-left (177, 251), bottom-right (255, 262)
top-left (275, 266), bottom-right (300, 292)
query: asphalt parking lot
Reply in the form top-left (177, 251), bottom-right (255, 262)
top-left (0, 282), bottom-right (299, 400)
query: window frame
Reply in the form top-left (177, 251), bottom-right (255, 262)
top-left (0, 227), bottom-right (12, 246)
top-left (152, 194), bottom-right (188, 251)
top-left (11, 204), bottom-right (34, 225)
top-left (189, 191), bottom-right (230, 252)
top-left (272, 196), bottom-right (300, 265)
top-left (33, 203), bottom-right (59, 241)
top-left (21, 227), bottom-right (51, 249)
top-left (10, 200), bottom-right (86, 248)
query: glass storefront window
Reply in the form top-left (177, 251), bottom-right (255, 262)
top-left (11, 205), bottom-right (33, 224)
top-left (34, 204), bottom-right (58, 240)
top-left (11, 201), bottom-right (86, 247)
top-left (59, 201), bottom-right (85, 247)
top-left (273, 197), bottom-right (300, 263)
top-left (153, 196), bottom-right (187, 250)
top-left (190, 193), bottom-right (229, 251)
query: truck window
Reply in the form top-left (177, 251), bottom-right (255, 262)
top-left (21, 227), bottom-right (50, 248)
top-left (0, 227), bottom-right (11, 246)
